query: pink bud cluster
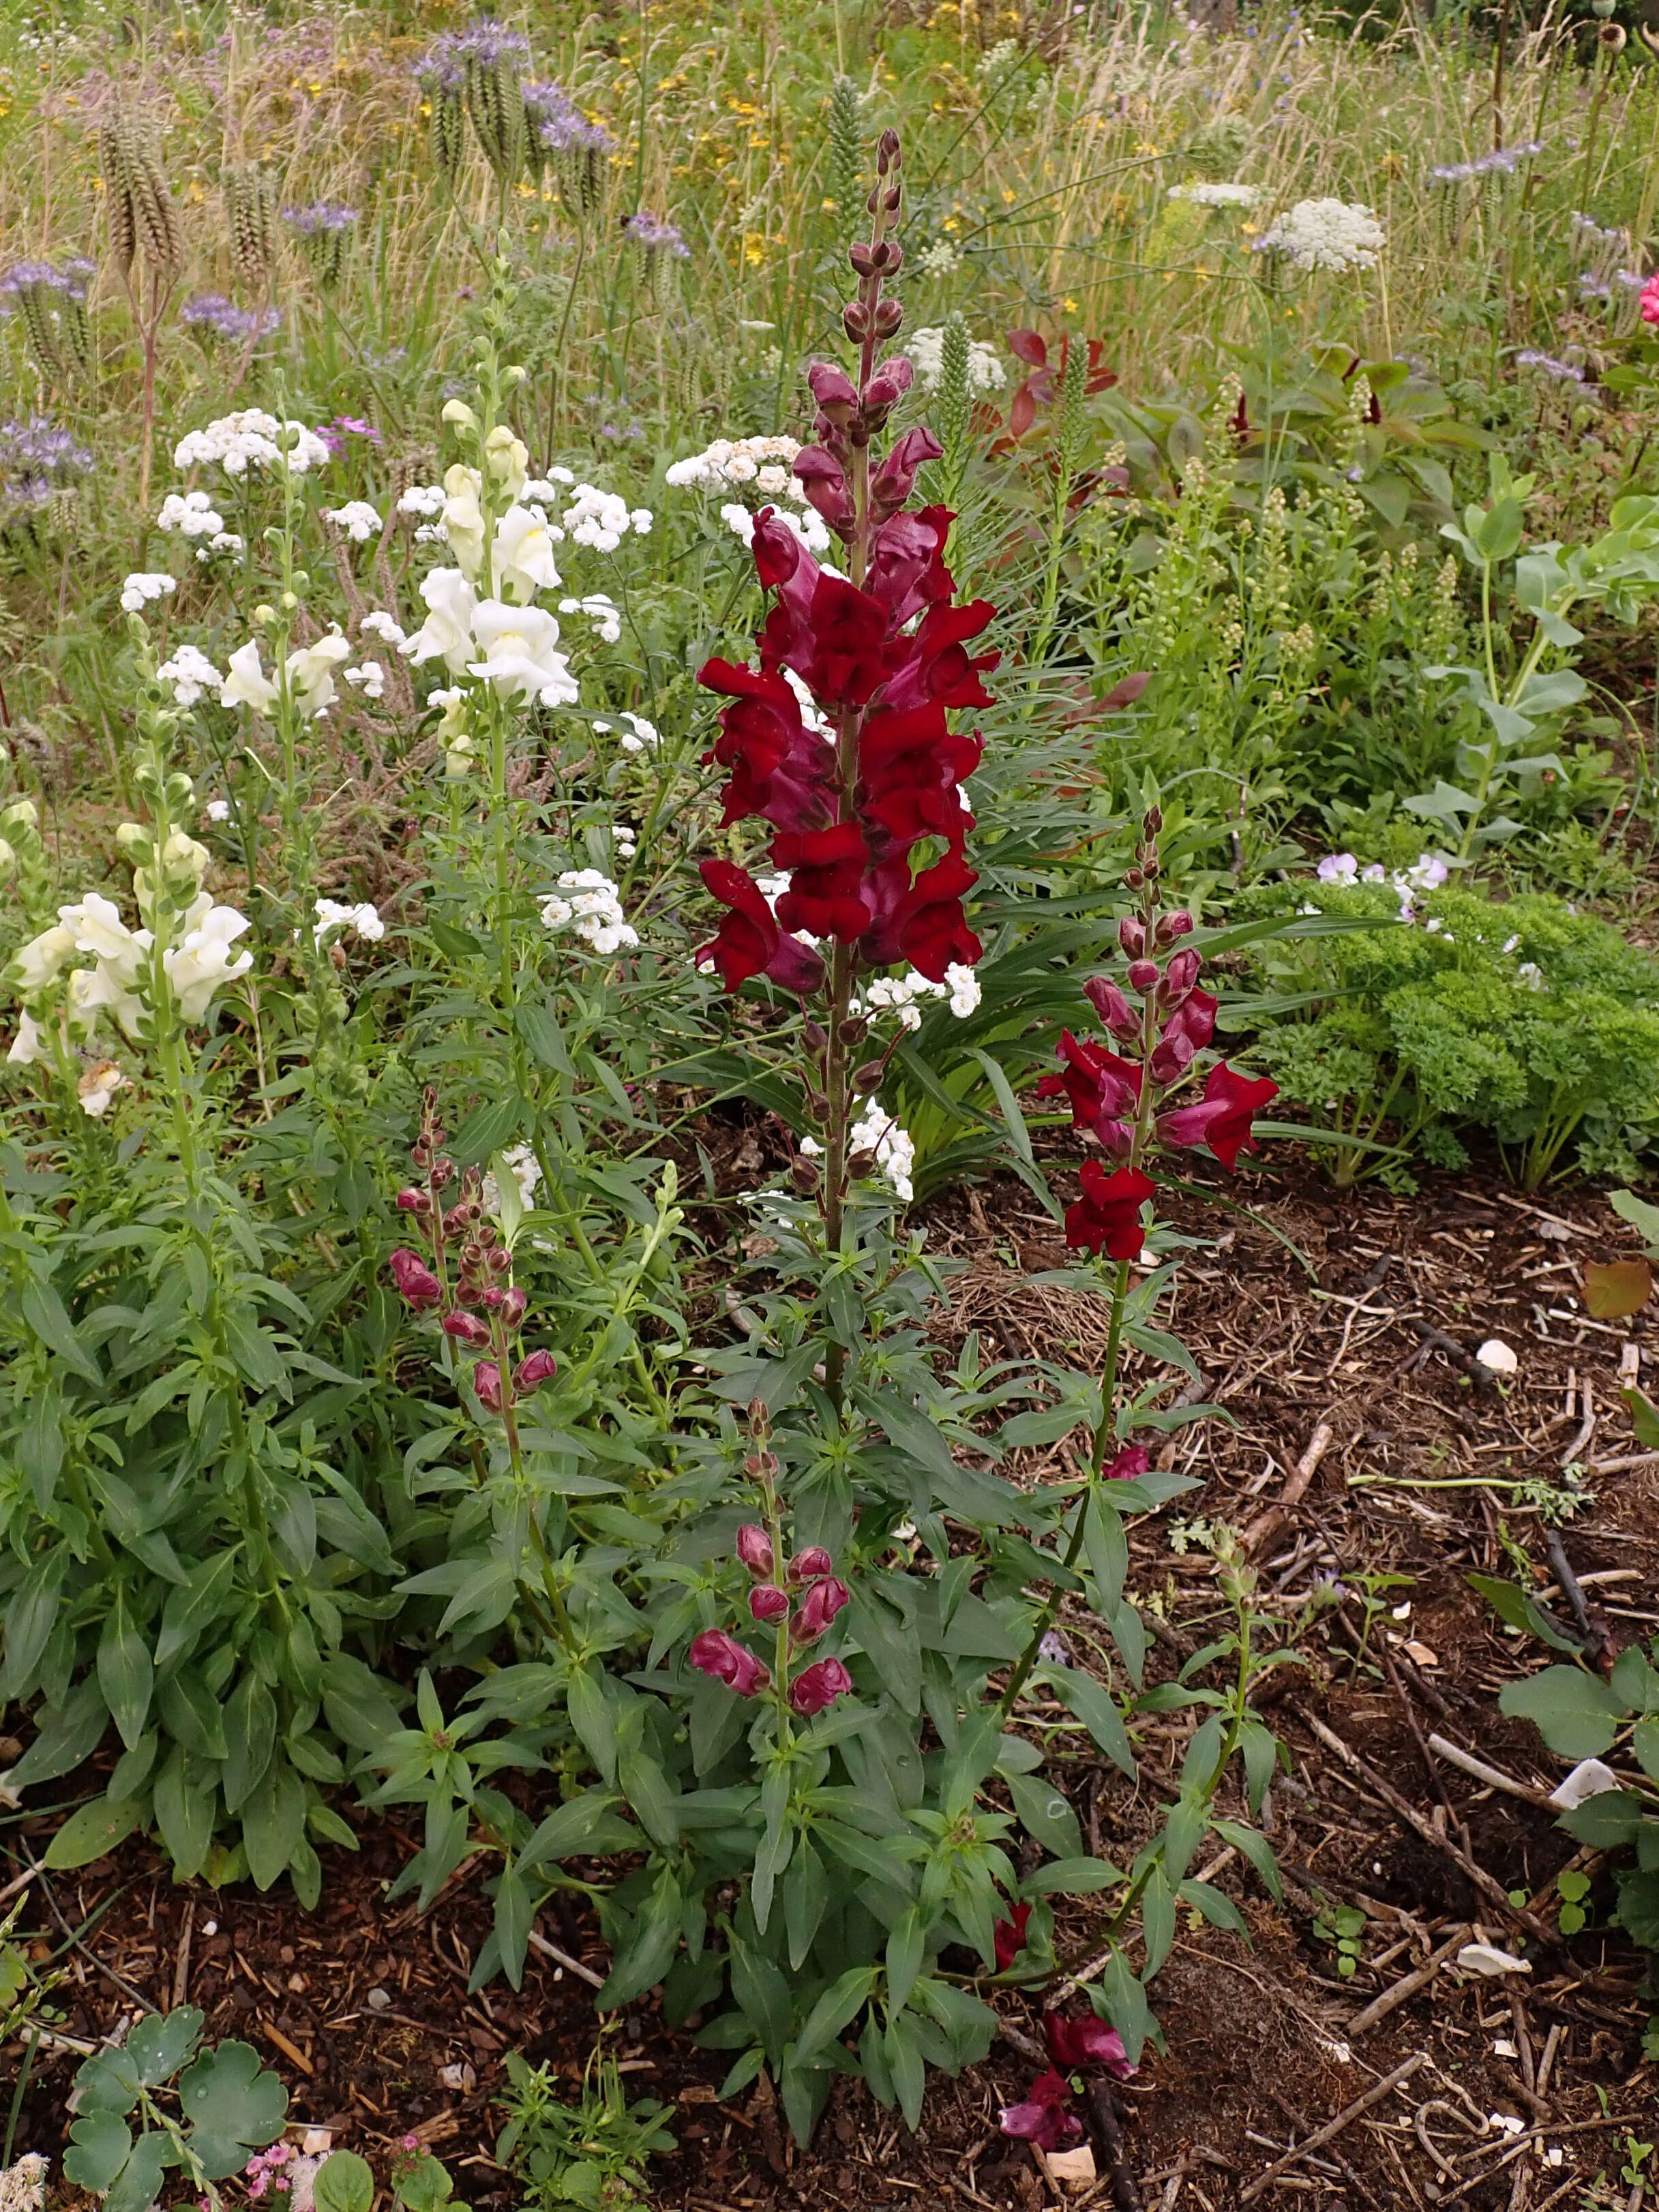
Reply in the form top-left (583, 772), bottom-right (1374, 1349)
top-left (243, 2144), bottom-right (295, 2204)
top-left (385, 1088), bottom-right (556, 1420)
top-left (687, 1415), bottom-right (856, 1716)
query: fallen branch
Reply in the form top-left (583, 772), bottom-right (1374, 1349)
top-left (1243, 1418), bottom-right (1336, 1557)
top-left (526, 1927), bottom-right (606, 1989)
top-left (1427, 1736), bottom-right (1551, 1808)
top-left (1238, 2055), bottom-right (1428, 2204)
top-left (1346, 1925), bottom-right (1471, 2037)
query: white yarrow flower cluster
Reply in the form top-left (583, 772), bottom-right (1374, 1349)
top-left (324, 500), bottom-right (383, 543)
top-left (156, 644), bottom-right (224, 705)
top-left (561, 485), bottom-right (653, 551)
top-left (801, 1107), bottom-right (917, 1202)
top-left (719, 500), bottom-right (832, 558)
top-left (1167, 181), bottom-right (1262, 207)
top-left (540, 869), bottom-right (638, 954)
top-left (559, 592), bottom-right (622, 644)
top-left (666, 436), bottom-right (802, 494)
top-left (158, 489), bottom-right (224, 538)
top-left (481, 1141), bottom-right (541, 1216)
top-left (313, 897), bottom-right (385, 945)
top-left (173, 408), bottom-right (331, 476)
top-left (361, 610), bottom-right (408, 650)
top-left (121, 571), bottom-right (176, 614)
top-left (856, 963), bottom-right (983, 1030)
top-left (396, 484), bottom-right (447, 519)
top-left (593, 711), bottom-right (659, 753)
top-left (343, 659), bottom-right (385, 699)
top-left (1255, 198), bottom-right (1386, 273)
top-left (904, 327), bottom-right (1006, 394)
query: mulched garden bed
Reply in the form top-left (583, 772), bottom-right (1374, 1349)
top-left (6, 1158), bottom-right (1658, 2211)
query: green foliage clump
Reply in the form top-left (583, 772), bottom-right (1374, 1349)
top-left (496, 2047), bottom-right (676, 2211)
top-left (1238, 879), bottom-right (1659, 1189)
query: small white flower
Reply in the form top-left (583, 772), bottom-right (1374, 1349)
top-left (323, 500), bottom-right (383, 543)
top-left (945, 961), bottom-right (981, 1017)
top-left (173, 408), bottom-right (330, 476)
top-left (313, 897), bottom-right (384, 945)
top-left (848, 1106), bottom-right (916, 1202)
top-left (903, 327), bottom-right (1006, 394)
top-left (559, 593), bottom-right (623, 644)
top-left (77, 1059), bottom-right (128, 1118)
top-left (593, 709), bottom-right (659, 753)
top-left (344, 660), bottom-right (385, 700)
top-left (1255, 198), bottom-right (1386, 273)
top-left (1516, 961), bottom-right (1545, 991)
top-left (361, 610), bottom-right (408, 650)
top-left (1405, 852), bottom-right (1450, 890)
top-left (205, 798), bottom-right (231, 822)
top-left (1168, 180), bottom-right (1263, 207)
top-left (396, 483), bottom-right (447, 519)
top-left (155, 642), bottom-right (224, 706)
top-left (158, 488), bottom-right (225, 537)
top-left (562, 483), bottom-right (637, 552)
top-left (121, 570), bottom-right (177, 614)
top-left (164, 899), bottom-right (254, 1019)
top-left (6, 1009), bottom-right (46, 1066)
top-left (540, 868), bottom-right (638, 954)
top-left (286, 629), bottom-right (353, 719)
top-left (481, 1141), bottom-right (541, 1215)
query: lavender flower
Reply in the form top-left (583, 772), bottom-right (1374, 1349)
top-left (623, 210), bottom-right (689, 259)
top-left (0, 260), bottom-right (61, 295)
top-left (1514, 349), bottom-right (1587, 385)
top-left (282, 200), bottom-right (359, 235)
top-left (415, 32), bottom-right (468, 95)
top-left (1431, 140), bottom-right (1543, 183)
top-left (181, 294), bottom-right (282, 346)
top-left (452, 15), bottom-right (531, 63)
top-left (0, 415), bottom-right (94, 482)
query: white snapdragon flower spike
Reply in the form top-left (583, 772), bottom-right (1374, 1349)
top-left (593, 711), bottom-right (659, 753)
top-left (1255, 198), bottom-right (1386, 273)
top-left (7, 1010), bottom-right (46, 1066)
top-left (540, 870), bottom-right (638, 954)
top-left (164, 900), bottom-right (254, 1019)
top-left (121, 571), bottom-right (177, 614)
top-left (481, 1141), bottom-right (541, 1216)
top-left (155, 644), bottom-right (224, 706)
top-left (158, 489), bottom-right (225, 537)
top-left (903, 327), bottom-right (1006, 395)
top-left (174, 408), bottom-right (331, 476)
top-left (492, 505), bottom-right (563, 600)
top-left (468, 602), bottom-right (579, 707)
top-left (402, 569), bottom-right (479, 677)
top-left (559, 593), bottom-right (622, 644)
top-left (286, 631), bottom-right (352, 719)
top-left (361, 610), bottom-right (408, 651)
top-left (323, 500), bottom-right (383, 543)
top-left (483, 425), bottom-right (530, 499)
top-left (344, 661), bottom-right (385, 700)
top-left (314, 897), bottom-right (385, 944)
top-left (9, 923), bottom-right (78, 992)
top-left (221, 640), bottom-right (280, 715)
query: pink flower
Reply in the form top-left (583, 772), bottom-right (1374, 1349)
top-left (689, 1628), bottom-right (771, 1697)
top-left (1642, 273), bottom-right (1659, 326)
top-left (443, 1309), bottom-right (492, 1348)
top-left (389, 1248), bottom-right (443, 1311)
top-left (473, 1361), bottom-right (503, 1412)
top-left (791, 1574), bottom-right (850, 1643)
top-left (514, 1349), bottom-right (556, 1394)
top-left (789, 1655), bottom-right (853, 1714)
top-left (998, 2069), bottom-right (1082, 2149)
top-left (787, 1546), bottom-right (834, 1585)
top-left (1157, 1062), bottom-right (1279, 1172)
top-left (1045, 2009), bottom-right (1137, 2078)
top-left (737, 1523), bottom-right (775, 1576)
top-left (1103, 1443), bottom-right (1151, 1481)
top-left (750, 1584), bottom-right (790, 1624)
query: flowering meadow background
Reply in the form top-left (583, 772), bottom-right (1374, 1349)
top-left (6, 0), bottom-right (1659, 2206)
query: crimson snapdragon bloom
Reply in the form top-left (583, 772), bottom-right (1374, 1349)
top-left (692, 132), bottom-right (998, 1006)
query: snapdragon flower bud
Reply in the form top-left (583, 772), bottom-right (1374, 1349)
top-left (788, 1546), bottom-right (834, 1585)
top-left (1156, 908), bottom-right (1195, 946)
top-left (499, 1285), bottom-right (528, 1328)
top-left (443, 1310), bottom-right (492, 1348)
top-left (396, 1186), bottom-right (430, 1213)
top-left (389, 1249), bottom-right (443, 1310)
top-left (750, 1584), bottom-right (790, 1624)
top-left (1126, 958), bottom-right (1159, 993)
top-left (1118, 917), bottom-right (1146, 957)
top-left (792, 1574), bottom-right (850, 1643)
top-left (736, 1523), bottom-right (775, 1578)
top-left (473, 1361), bottom-right (503, 1412)
top-left (515, 1349), bottom-right (557, 1394)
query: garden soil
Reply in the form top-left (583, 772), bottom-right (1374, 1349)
top-left (7, 1157), bottom-right (1658, 2211)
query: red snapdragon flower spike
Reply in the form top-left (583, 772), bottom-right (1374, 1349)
top-left (993, 1900), bottom-right (1032, 1971)
top-left (865, 508), bottom-right (953, 629)
top-left (1044, 2012), bottom-right (1138, 2079)
top-left (1157, 1062), bottom-right (1279, 1172)
top-left (696, 859), bottom-right (825, 994)
top-left (790, 1654), bottom-right (854, 1714)
top-left (1103, 1443), bottom-right (1152, 1481)
top-left (998, 2071), bottom-right (1082, 2149)
top-left (806, 359), bottom-right (859, 423)
top-left (753, 518), bottom-right (895, 708)
top-left (389, 1249), bottom-right (443, 1311)
top-left (689, 1628), bottom-right (771, 1698)
top-left (1083, 974), bottom-right (1142, 1044)
top-left (750, 1584), bottom-right (791, 1624)
top-left (473, 1360), bottom-right (503, 1413)
top-left (1148, 987), bottom-right (1218, 1087)
top-left (443, 1309), bottom-right (493, 1348)
top-left (1038, 1030), bottom-right (1142, 1142)
top-left (793, 446), bottom-right (854, 533)
top-left (877, 850), bottom-right (983, 981)
top-left (792, 1573), bottom-right (850, 1643)
top-left (736, 1523), bottom-right (775, 1578)
top-left (700, 661), bottom-right (838, 832)
top-left (858, 702), bottom-right (981, 856)
top-left (514, 1349), bottom-right (556, 1394)
top-left (1065, 1161), bottom-right (1155, 1260)
top-left (771, 824), bottom-right (873, 942)
top-left (869, 425), bottom-right (944, 520)
top-left (788, 1546), bottom-right (834, 1585)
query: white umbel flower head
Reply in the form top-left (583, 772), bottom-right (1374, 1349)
top-left (121, 571), bottom-right (177, 614)
top-left (540, 869), bottom-right (638, 954)
top-left (156, 644), bottom-right (224, 706)
top-left (314, 897), bottom-right (385, 945)
top-left (1255, 198), bottom-right (1386, 273)
top-left (1168, 181), bottom-right (1262, 207)
top-left (323, 500), bottom-right (383, 543)
top-left (158, 489), bottom-right (225, 537)
top-left (903, 327), bottom-right (1006, 394)
top-left (173, 409), bottom-right (330, 476)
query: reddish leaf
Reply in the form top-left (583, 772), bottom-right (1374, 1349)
top-left (1008, 383), bottom-right (1038, 440)
top-left (1007, 328), bottom-right (1049, 368)
top-left (1583, 1257), bottom-right (1651, 1320)
top-left (1100, 672), bottom-right (1152, 711)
